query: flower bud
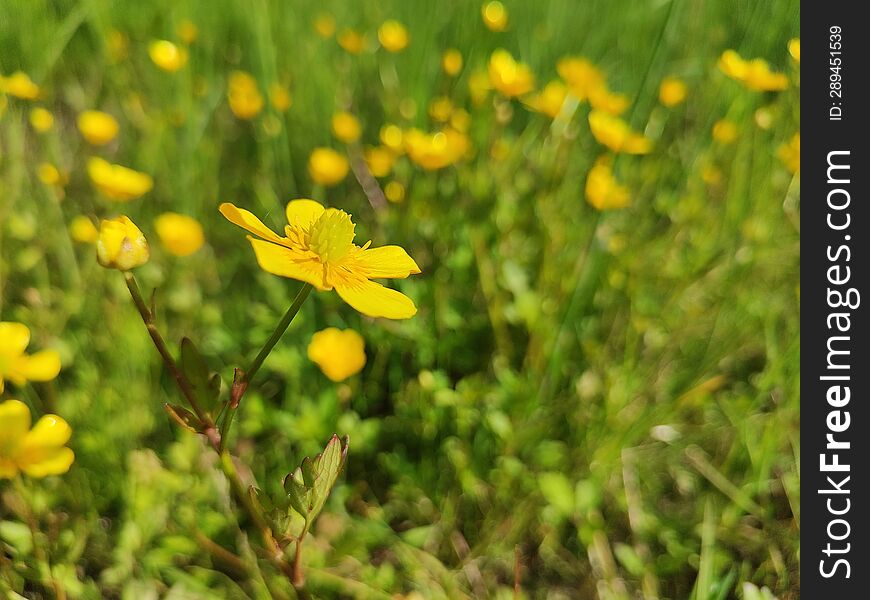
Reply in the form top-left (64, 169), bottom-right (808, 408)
top-left (97, 216), bottom-right (150, 270)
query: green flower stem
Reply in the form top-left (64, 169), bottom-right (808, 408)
top-left (221, 282), bottom-right (312, 451)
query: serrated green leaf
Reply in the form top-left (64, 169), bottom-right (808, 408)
top-left (282, 435), bottom-right (349, 538)
top-left (300, 456), bottom-right (316, 488)
top-left (284, 471), bottom-right (309, 518)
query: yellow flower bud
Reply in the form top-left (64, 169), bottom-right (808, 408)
top-left (378, 20), bottom-right (409, 53)
top-left (307, 328), bottom-right (366, 382)
top-left (96, 216), bottom-right (150, 270)
top-left (658, 76), bottom-right (687, 107)
top-left (149, 40), bottom-right (188, 72)
top-left (29, 107), bottom-right (54, 132)
top-left (332, 111), bottom-right (362, 143)
top-left (154, 212), bottom-right (205, 257)
top-left (308, 147), bottom-right (349, 186)
top-left (77, 110), bottom-right (119, 145)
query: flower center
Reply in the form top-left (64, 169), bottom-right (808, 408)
top-left (307, 209), bottom-right (355, 264)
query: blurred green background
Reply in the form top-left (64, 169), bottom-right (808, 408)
top-left (1, 0), bottom-right (799, 598)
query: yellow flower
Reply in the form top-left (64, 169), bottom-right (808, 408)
top-left (788, 38), bottom-right (800, 63)
top-left (96, 216), bottom-right (150, 270)
top-left (588, 85), bottom-right (630, 116)
top-left (585, 158), bottom-right (630, 210)
top-left (380, 124), bottom-right (404, 153)
top-left (0, 323), bottom-right (62, 394)
top-left (149, 40), bottom-right (188, 72)
top-left (450, 108), bottom-right (471, 133)
top-left (178, 20), bottom-right (198, 45)
top-left (154, 212), bottom-right (205, 256)
top-left (659, 76), bottom-right (687, 107)
top-left (777, 133), bottom-right (800, 174)
top-left (468, 70), bottom-right (492, 106)
top-left (364, 146), bottom-right (396, 178)
top-left (87, 157), bottom-right (153, 201)
top-left (228, 71), bottom-right (264, 120)
top-left (405, 128), bottom-right (469, 170)
top-left (314, 13), bottom-right (336, 39)
top-left (588, 111), bottom-right (651, 154)
top-left (308, 148), bottom-right (349, 186)
top-left (0, 71), bottom-right (40, 100)
top-left (384, 181), bottom-right (405, 203)
top-left (270, 83), bottom-right (292, 112)
top-left (0, 399), bottom-right (74, 479)
top-left (712, 119), bottom-right (738, 144)
top-left (307, 328), bottom-right (367, 382)
top-left (38, 163), bottom-right (66, 187)
top-left (29, 107), bottom-right (54, 132)
top-left (523, 80), bottom-right (568, 118)
top-left (718, 50), bottom-right (787, 91)
top-left (77, 110), bottom-right (119, 145)
top-left (378, 20), bottom-right (409, 53)
top-left (69, 216), bottom-right (99, 243)
top-left (338, 29), bottom-right (365, 54)
top-left (482, 1), bottom-right (508, 31)
top-left (488, 49), bottom-right (535, 98)
top-left (220, 199), bottom-right (421, 319)
top-left (557, 57), bottom-right (604, 101)
top-left (428, 96), bottom-right (454, 123)
top-left (442, 49), bottom-right (463, 76)
top-left (332, 111), bottom-right (362, 143)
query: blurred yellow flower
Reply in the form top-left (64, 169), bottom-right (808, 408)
top-left (338, 29), bottom-right (365, 54)
top-left (364, 146), bottom-right (396, 178)
top-left (0, 71), bottom-right (40, 100)
top-left (308, 148), bottom-right (349, 186)
top-left (588, 111), bottom-right (651, 154)
top-left (332, 111), bottom-right (362, 143)
top-left (149, 40), bottom-right (188, 72)
top-left (712, 119), bottom-right (738, 144)
top-left (557, 57), bottom-right (604, 101)
top-left (380, 124), bottom-right (405, 153)
top-left (384, 180), bottom-right (405, 203)
top-left (227, 71), bottom-right (264, 120)
top-left (378, 20), bottom-right (409, 53)
top-left (88, 157), bottom-right (153, 201)
top-left (788, 38), bottom-right (800, 63)
top-left (178, 20), bottom-right (198, 44)
top-left (468, 70), bottom-right (491, 105)
top-left (220, 199), bottom-right (421, 319)
top-left (588, 85), bottom-right (629, 116)
top-left (155, 212), bottom-right (205, 256)
top-left (777, 133), bottom-right (800, 174)
top-left (314, 13), bottom-right (336, 39)
top-left (96, 216), bottom-right (150, 270)
top-left (29, 107), bottom-right (54, 132)
top-left (38, 163), bottom-right (66, 187)
top-left (307, 328), bottom-right (367, 382)
top-left (450, 108), bottom-right (471, 133)
top-left (718, 50), bottom-right (787, 91)
top-left (405, 128), bottom-right (469, 170)
top-left (523, 80), bottom-right (568, 118)
top-left (585, 158), bottom-right (630, 210)
top-left (0, 399), bottom-right (74, 479)
top-left (442, 49), bottom-right (463, 76)
top-left (482, 1), bottom-right (508, 31)
top-left (488, 49), bottom-right (535, 98)
top-left (0, 323), bottom-right (62, 394)
top-left (659, 76), bottom-right (687, 107)
top-left (77, 110), bottom-right (119, 145)
top-left (270, 83), bottom-right (292, 112)
top-left (69, 216), bottom-right (99, 243)
top-left (428, 96), bottom-right (454, 123)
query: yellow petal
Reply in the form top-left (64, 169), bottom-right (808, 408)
top-left (219, 203), bottom-right (286, 245)
top-left (285, 199), bottom-right (325, 227)
top-left (22, 414), bottom-right (72, 448)
top-left (0, 399), bottom-right (32, 449)
top-left (334, 278), bottom-right (417, 319)
top-left (0, 322), bottom-right (30, 356)
top-left (14, 350), bottom-right (61, 382)
top-left (19, 447), bottom-right (75, 478)
top-left (248, 237), bottom-right (328, 289)
top-left (353, 245), bottom-right (421, 279)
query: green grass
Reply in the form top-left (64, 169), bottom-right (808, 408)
top-left (1, 0), bottom-right (799, 598)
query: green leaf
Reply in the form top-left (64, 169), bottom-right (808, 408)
top-left (283, 434), bottom-right (349, 538)
top-left (538, 472), bottom-right (575, 518)
top-left (163, 404), bottom-right (203, 433)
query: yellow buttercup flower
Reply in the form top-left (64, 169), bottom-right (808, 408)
top-left (468, 70), bottom-right (491, 106)
top-left (178, 20), bottom-right (198, 44)
top-left (488, 49), bottom-right (535, 98)
top-left (585, 158), bottom-right (630, 210)
top-left (378, 20), bottom-right (409, 53)
top-left (0, 323), bottom-right (62, 394)
top-left (314, 13), bottom-right (336, 39)
top-left (482, 1), bottom-right (508, 31)
top-left (659, 76), bottom-right (687, 107)
top-left (77, 110), bottom-right (119, 145)
top-left (308, 148), bottom-right (349, 186)
top-left (777, 133), bottom-right (800, 174)
top-left (0, 71), bottom-right (40, 100)
top-left (523, 80), bottom-right (568, 118)
top-left (227, 71), bottom-right (264, 120)
top-left (338, 29), bottom-right (365, 54)
top-left (332, 111), bottom-right (362, 143)
top-left (270, 83), bottom-right (292, 112)
top-left (380, 124), bottom-right (404, 153)
top-left (450, 108), bottom-right (471, 133)
top-left (428, 96), bottom-right (454, 123)
top-left (149, 40), bottom-right (188, 72)
top-left (220, 199), bottom-right (421, 319)
top-left (588, 111), bottom-right (652, 154)
top-left (38, 163), bottom-right (66, 187)
top-left (154, 212), bottom-right (205, 257)
top-left (405, 128), bottom-right (469, 170)
top-left (29, 107), bottom-right (54, 132)
top-left (307, 328), bottom-right (367, 382)
top-left (0, 399), bottom-right (74, 479)
top-left (557, 57), bottom-right (604, 101)
top-left (69, 216), bottom-right (99, 243)
top-left (588, 85), bottom-right (630, 116)
top-left (87, 157), bottom-right (153, 201)
top-left (384, 181), bottom-right (405, 203)
top-left (788, 38), bottom-right (800, 63)
top-left (96, 216), bottom-right (150, 270)
top-left (718, 50), bottom-right (787, 91)
top-left (364, 146), bottom-right (396, 178)
top-left (442, 49), bottom-right (463, 76)
top-left (712, 119), bottom-right (738, 144)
